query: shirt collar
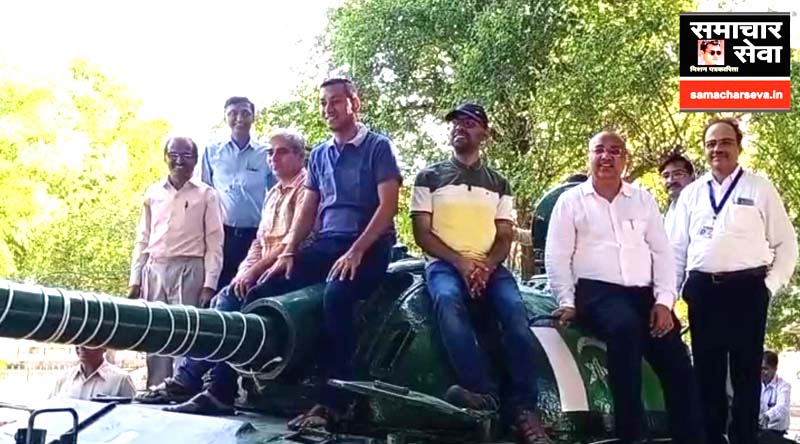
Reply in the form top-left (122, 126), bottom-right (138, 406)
top-left (228, 137), bottom-right (257, 151)
top-left (704, 165), bottom-right (743, 187)
top-left (449, 156), bottom-right (483, 171)
top-left (162, 177), bottom-right (200, 191)
top-left (73, 360), bottom-right (110, 382)
top-left (579, 179), bottom-right (633, 197)
top-left (330, 124), bottom-right (369, 149)
top-left (276, 168), bottom-right (307, 192)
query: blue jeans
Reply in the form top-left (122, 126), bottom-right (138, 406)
top-left (425, 261), bottom-right (539, 411)
top-left (175, 236), bottom-right (392, 408)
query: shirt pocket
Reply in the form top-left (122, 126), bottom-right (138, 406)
top-left (727, 204), bottom-right (763, 234)
top-left (621, 218), bottom-right (648, 245)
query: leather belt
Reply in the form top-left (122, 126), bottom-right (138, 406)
top-left (689, 266), bottom-right (767, 284)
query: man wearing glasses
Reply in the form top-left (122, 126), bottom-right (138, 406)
top-left (200, 97), bottom-right (276, 291)
top-left (669, 118), bottom-right (797, 444)
top-left (128, 137), bottom-right (224, 388)
top-left (699, 40), bottom-right (724, 66)
top-left (411, 103), bottom-right (551, 444)
top-left (547, 131), bottom-right (703, 444)
top-left (659, 152), bottom-right (695, 232)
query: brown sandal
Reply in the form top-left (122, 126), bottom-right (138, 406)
top-left (287, 404), bottom-right (338, 431)
top-left (514, 409), bottom-right (553, 444)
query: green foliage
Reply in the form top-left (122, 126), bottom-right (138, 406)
top-left (1, 61), bottom-right (170, 294)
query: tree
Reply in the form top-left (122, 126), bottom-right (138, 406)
top-left (1, 61), bottom-right (170, 294)
top-left (321, 0), bottom-right (706, 270)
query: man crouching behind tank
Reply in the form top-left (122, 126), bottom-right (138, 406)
top-left (545, 130), bottom-right (705, 444)
top-left (410, 103), bottom-right (552, 444)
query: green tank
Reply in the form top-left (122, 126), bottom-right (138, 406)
top-left (0, 184), bottom-right (675, 444)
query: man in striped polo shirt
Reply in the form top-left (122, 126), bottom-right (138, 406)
top-left (410, 103), bottom-right (551, 444)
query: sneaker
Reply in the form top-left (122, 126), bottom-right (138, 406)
top-left (443, 385), bottom-right (499, 412)
top-left (134, 378), bottom-right (197, 404)
top-left (514, 409), bottom-right (553, 444)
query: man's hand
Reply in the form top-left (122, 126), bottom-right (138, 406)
top-left (328, 248), bottom-right (365, 281)
top-left (467, 260), bottom-right (494, 298)
top-left (650, 304), bottom-right (674, 338)
top-left (232, 267), bottom-right (262, 299)
top-left (265, 255), bottom-right (295, 281)
top-left (199, 287), bottom-right (215, 308)
top-left (552, 307), bottom-right (576, 328)
top-left (759, 413), bottom-right (768, 429)
top-left (127, 285), bottom-right (140, 299)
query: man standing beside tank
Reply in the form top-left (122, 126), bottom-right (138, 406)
top-left (201, 96), bottom-right (276, 291)
top-left (128, 137), bottom-right (224, 388)
top-left (546, 130), bottom-right (704, 444)
top-left (659, 151), bottom-right (695, 231)
top-left (410, 103), bottom-right (552, 444)
top-left (134, 130), bottom-right (308, 410)
top-left (669, 118), bottom-right (797, 444)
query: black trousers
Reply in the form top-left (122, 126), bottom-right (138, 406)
top-left (575, 279), bottom-right (705, 444)
top-left (217, 225), bottom-right (258, 291)
top-left (758, 430), bottom-right (793, 444)
top-left (684, 268), bottom-right (770, 444)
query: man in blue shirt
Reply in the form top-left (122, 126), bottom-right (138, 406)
top-left (161, 80), bottom-right (402, 427)
top-left (200, 96), bottom-right (276, 291)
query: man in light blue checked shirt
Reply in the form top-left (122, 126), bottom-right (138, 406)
top-left (200, 96), bottom-right (276, 292)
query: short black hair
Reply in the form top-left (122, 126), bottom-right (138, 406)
top-left (703, 117), bottom-right (743, 146)
top-left (659, 151), bottom-right (695, 177)
top-left (565, 173), bottom-right (588, 183)
top-left (764, 350), bottom-right (779, 368)
top-left (320, 78), bottom-right (358, 99)
top-left (164, 137), bottom-right (198, 157)
top-left (700, 40), bottom-right (720, 52)
top-left (224, 96), bottom-right (255, 113)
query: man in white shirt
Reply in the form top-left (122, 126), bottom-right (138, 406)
top-left (128, 137), bottom-right (224, 388)
top-left (669, 118), bottom-right (798, 444)
top-left (759, 351), bottom-right (792, 443)
top-left (659, 151), bottom-right (695, 232)
top-left (546, 131), bottom-right (704, 444)
top-left (50, 346), bottom-right (136, 401)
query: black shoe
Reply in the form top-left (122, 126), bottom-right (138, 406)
top-left (135, 378), bottom-right (197, 404)
top-left (443, 385), bottom-right (499, 412)
top-left (163, 392), bottom-right (234, 416)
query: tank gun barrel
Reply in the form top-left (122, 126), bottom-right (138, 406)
top-left (0, 280), bottom-right (284, 371)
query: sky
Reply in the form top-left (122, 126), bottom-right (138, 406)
top-left (0, 0), bottom-right (796, 143)
top-left (0, 0), bottom-right (340, 140)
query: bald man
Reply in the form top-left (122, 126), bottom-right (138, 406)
top-left (545, 131), bottom-right (704, 444)
top-left (128, 137), bottom-right (224, 388)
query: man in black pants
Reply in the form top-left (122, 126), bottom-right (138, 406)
top-left (546, 130), bottom-right (705, 444)
top-left (200, 97), bottom-right (276, 292)
top-left (670, 118), bottom-right (798, 444)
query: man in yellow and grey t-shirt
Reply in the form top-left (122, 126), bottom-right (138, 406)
top-left (410, 103), bottom-right (551, 444)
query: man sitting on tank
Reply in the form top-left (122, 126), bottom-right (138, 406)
top-left (410, 103), bottom-right (552, 444)
top-left (135, 129), bottom-right (309, 411)
top-left (138, 79), bottom-right (402, 432)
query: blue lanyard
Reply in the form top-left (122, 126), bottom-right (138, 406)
top-left (708, 169), bottom-right (744, 218)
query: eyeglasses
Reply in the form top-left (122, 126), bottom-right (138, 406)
top-left (167, 153), bottom-right (197, 161)
top-left (704, 138), bottom-right (736, 150)
top-left (706, 50), bottom-right (722, 56)
top-left (449, 118), bottom-right (481, 129)
top-left (661, 169), bottom-right (688, 180)
top-left (591, 147), bottom-right (624, 157)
